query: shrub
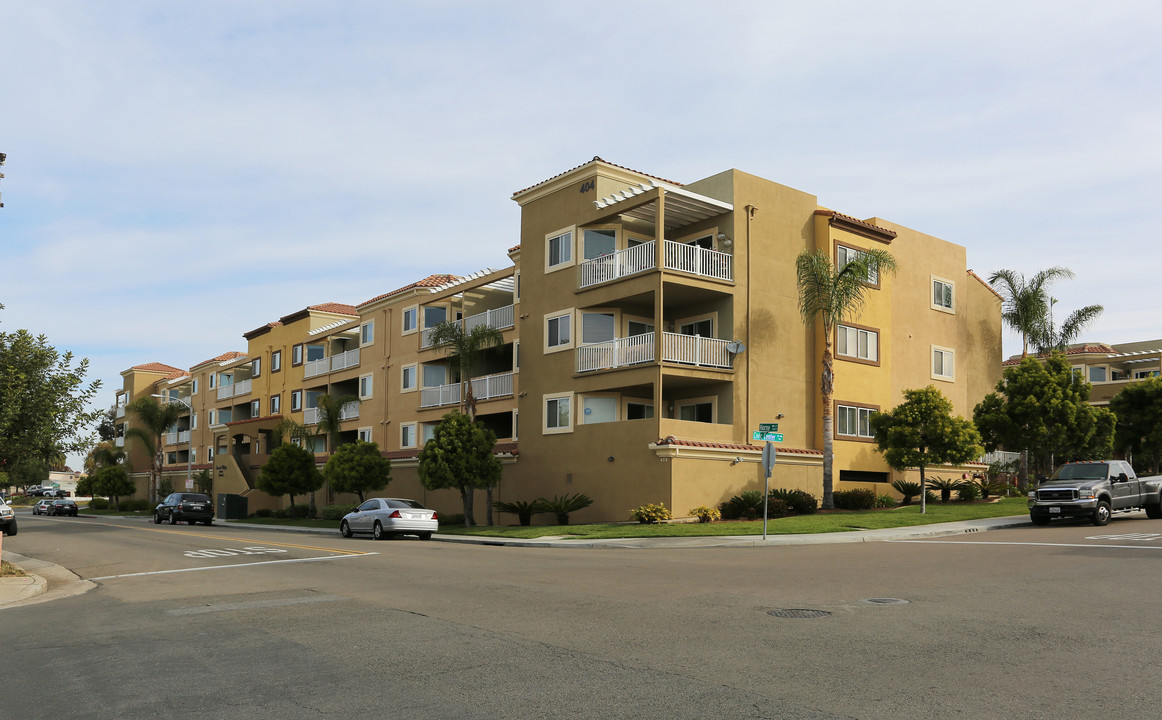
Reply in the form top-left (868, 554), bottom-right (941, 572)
top-left (88, 497), bottom-right (109, 510)
top-left (320, 504), bottom-right (353, 521)
top-left (251, 508), bottom-right (274, 518)
top-left (493, 499), bottom-right (545, 526)
top-left (874, 494), bottom-right (897, 508)
top-left (957, 483), bottom-right (981, 501)
top-left (689, 505), bottom-right (720, 523)
top-left (725, 490), bottom-right (766, 520)
top-left (769, 488), bottom-right (817, 514)
top-left (927, 476), bottom-right (964, 503)
top-left (629, 502), bottom-right (671, 524)
top-left (832, 488), bottom-right (876, 510)
top-left (890, 479), bottom-right (921, 505)
top-left (766, 497), bottom-right (789, 516)
top-left (972, 476), bottom-right (1004, 500)
top-left (538, 493), bottom-right (594, 525)
top-left (441, 513), bottom-right (465, 527)
top-left (280, 504), bottom-right (310, 519)
top-left (124, 499), bottom-right (151, 512)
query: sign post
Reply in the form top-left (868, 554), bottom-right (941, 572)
top-left (761, 441), bottom-right (776, 539)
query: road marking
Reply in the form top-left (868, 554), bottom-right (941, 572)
top-left (1086, 533), bottom-right (1162, 542)
top-left (88, 552), bottom-right (378, 581)
top-left (165, 594), bottom-right (345, 616)
top-left (78, 518), bottom-right (364, 555)
top-left (184, 546), bottom-right (289, 558)
top-left (891, 540), bottom-right (1162, 550)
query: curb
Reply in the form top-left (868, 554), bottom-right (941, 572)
top-left (0, 571), bottom-right (48, 606)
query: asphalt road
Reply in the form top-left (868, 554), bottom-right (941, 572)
top-left (5, 511), bottom-right (1162, 719)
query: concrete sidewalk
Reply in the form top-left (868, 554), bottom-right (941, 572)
top-left (0, 514), bottom-right (1030, 608)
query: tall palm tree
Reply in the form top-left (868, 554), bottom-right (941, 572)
top-left (1032, 297), bottom-right (1104, 355)
top-left (987, 267), bottom-right (1074, 358)
top-left (124, 396), bottom-right (185, 503)
top-left (796, 247), bottom-right (898, 510)
top-left (427, 320), bottom-right (505, 524)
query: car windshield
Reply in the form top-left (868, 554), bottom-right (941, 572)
top-left (1051, 463), bottom-right (1109, 481)
top-left (181, 495), bottom-right (210, 503)
top-left (384, 499), bottom-right (426, 509)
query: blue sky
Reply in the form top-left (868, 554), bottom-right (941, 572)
top-left (2, 1), bottom-right (1161, 469)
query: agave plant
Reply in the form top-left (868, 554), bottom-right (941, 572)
top-left (927, 476), bottom-right (964, 503)
top-left (890, 479), bottom-right (921, 506)
top-left (492, 499), bottom-right (545, 526)
top-left (537, 493), bottom-right (594, 525)
top-left (727, 490), bottom-right (766, 520)
top-left (972, 476), bottom-right (1005, 500)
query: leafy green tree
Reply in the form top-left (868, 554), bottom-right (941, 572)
top-left (871, 386), bottom-right (983, 514)
top-left (75, 473), bottom-right (96, 498)
top-left (324, 439), bottom-right (391, 502)
top-left (1033, 297), bottom-right (1103, 355)
top-left (125, 396), bottom-right (185, 503)
top-left (1109, 378), bottom-right (1162, 473)
top-left (256, 443), bottom-right (322, 511)
top-left (0, 308), bottom-right (102, 476)
top-left (795, 247), bottom-right (898, 510)
top-left (974, 355), bottom-right (1114, 489)
top-left (84, 440), bottom-right (125, 476)
top-left (193, 469), bottom-right (213, 496)
top-left (93, 465), bottom-right (135, 511)
top-left (427, 320), bottom-right (505, 524)
top-left (8, 457), bottom-right (49, 490)
top-left (417, 412), bottom-right (501, 527)
top-left (96, 406), bottom-right (118, 443)
top-left (987, 266), bottom-right (1073, 358)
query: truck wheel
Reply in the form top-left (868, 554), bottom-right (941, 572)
top-left (1030, 514), bottom-right (1051, 526)
top-left (1092, 501), bottom-right (1112, 526)
top-left (1146, 504), bottom-right (1162, 519)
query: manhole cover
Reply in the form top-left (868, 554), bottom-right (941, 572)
top-left (767, 608), bottom-right (832, 619)
top-left (863, 598), bottom-right (909, 605)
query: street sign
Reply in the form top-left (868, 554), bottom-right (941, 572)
top-left (758, 422), bottom-right (779, 432)
top-left (751, 431), bottom-right (784, 442)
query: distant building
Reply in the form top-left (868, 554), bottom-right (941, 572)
top-left (1002, 340), bottom-right (1162, 405)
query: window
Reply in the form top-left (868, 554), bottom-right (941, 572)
top-left (513, 341), bottom-right (520, 371)
top-left (191, 412), bottom-right (198, 430)
top-left (402, 306), bottom-right (418, 334)
top-left (357, 427), bottom-right (373, 443)
top-left (190, 448), bottom-right (197, 464)
top-left (359, 374), bottom-right (373, 399)
top-left (291, 390), bottom-right (302, 412)
top-left (422, 424), bottom-right (438, 443)
top-left (544, 392), bottom-right (573, 434)
top-left (677, 400), bottom-right (714, 423)
top-left (271, 350), bottom-right (281, 373)
top-left (512, 410), bottom-right (518, 440)
top-left (836, 404), bottom-right (875, 439)
top-left (270, 394), bottom-right (281, 414)
top-left (191, 378), bottom-right (199, 395)
top-left (292, 344), bottom-right (303, 366)
top-left (422, 364), bottom-right (448, 388)
top-left (514, 271), bottom-right (520, 302)
top-left (209, 374), bottom-right (216, 389)
top-left (625, 401), bottom-right (654, 420)
top-left (581, 395), bottom-right (617, 424)
top-left (932, 346), bottom-right (955, 380)
top-left (251, 357), bottom-right (261, 378)
top-left (401, 364), bottom-right (417, 392)
top-left (837, 324), bottom-right (878, 363)
top-left (678, 316), bottom-right (714, 338)
top-left (837, 244), bottom-right (878, 285)
top-left (423, 305), bottom-right (447, 329)
top-left (582, 228), bottom-right (616, 260)
top-left (167, 452), bottom-right (177, 465)
top-left (306, 344), bottom-right (325, 362)
top-left (545, 311), bottom-right (572, 351)
top-left (1089, 366), bottom-right (1107, 382)
top-left (400, 423), bottom-right (416, 449)
top-left (209, 410), bottom-right (217, 425)
top-left (208, 447), bottom-right (214, 461)
top-left (361, 321), bottom-right (374, 346)
top-left (932, 277), bottom-right (954, 311)
top-left (581, 312), bottom-right (615, 344)
top-left (546, 228), bottom-right (573, 270)
top-left (250, 399), bottom-right (260, 417)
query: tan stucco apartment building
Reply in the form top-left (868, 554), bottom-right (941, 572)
top-left (112, 158), bottom-right (1001, 522)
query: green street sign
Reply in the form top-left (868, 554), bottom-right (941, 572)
top-left (758, 422), bottom-right (779, 432)
top-left (751, 431), bottom-right (784, 442)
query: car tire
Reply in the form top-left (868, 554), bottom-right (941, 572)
top-left (169, 513), bottom-right (178, 525)
top-left (340, 520), bottom-right (352, 538)
top-left (154, 512), bottom-right (163, 524)
top-left (1093, 501), bottom-right (1112, 527)
top-left (418, 532), bottom-right (432, 541)
top-left (372, 521), bottom-right (385, 540)
top-left (5, 522), bottom-right (16, 537)
top-left (1146, 503), bottom-right (1162, 519)
top-left (1030, 514), bottom-right (1051, 526)
top-left (204, 519), bottom-right (213, 526)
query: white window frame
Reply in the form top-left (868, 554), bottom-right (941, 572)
top-left (292, 344), bottom-right (303, 366)
top-left (401, 363), bottom-right (417, 393)
top-left (360, 321), bottom-right (375, 346)
top-left (191, 412), bottom-right (198, 430)
top-left (543, 391), bottom-right (574, 435)
top-left (836, 324), bottom-right (879, 363)
top-left (513, 340), bottom-right (520, 372)
top-left (270, 394), bottom-right (281, 414)
top-left (291, 390), bottom-right (302, 412)
top-left (209, 373), bottom-right (216, 389)
top-left (357, 427), bottom-right (373, 443)
top-left (512, 409), bottom-right (518, 441)
top-left (836, 403), bottom-right (876, 439)
top-left (623, 399), bottom-right (655, 420)
top-left (931, 276), bottom-right (955, 313)
top-left (359, 374), bottom-right (374, 399)
top-left (270, 350), bottom-right (281, 373)
top-left (191, 378), bottom-right (199, 395)
top-left (209, 410), bottom-right (218, 426)
top-left (207, 447), bottom-right (214, 461)
top-left (514, 271), bottom-right (521, 303)
top-left (579, 392), bottom-right (619, 425)
top-left (251, 357), bottom-right (261, 378)
top-left (545, 226), bottom-right (576, 273)
top-left (676, 312), bottom-right (716, 338)
top-left (402, 306), bottom-right (418, 335)
top-left (676, 395), bottom-right (717, 424)
top-left (836, 244), bottom-right (879, 285)
top-left (400, 422), bottom-right (417, 449)
top-left (250, 399), bottom-right (260, 417)
top-left (544, 309), bottom-right (574, 353)
top-left (932, 345), bottom-right (956, 381)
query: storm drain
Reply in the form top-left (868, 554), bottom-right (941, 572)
top-left (863, 598), bottom-right (909, 606)
top-left (767, 608), bottom-right (832, 619)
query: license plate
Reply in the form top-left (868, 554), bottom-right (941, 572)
top-left (1049, 507), bottom-right (1061, 514)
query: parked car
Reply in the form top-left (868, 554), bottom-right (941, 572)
top-left (32, 499), bottom-right (56, 515)
top-left (0, 498), bottom-right (16, 536)
top-left (340, 498), bottom-right (438, 540)
top-left (154, 493), bottom-right (214, 526)
top-left (48, 499), bottom-right (79, 517)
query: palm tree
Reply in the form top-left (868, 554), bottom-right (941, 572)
top-left (796, 247), bottom-right (898, 510)
top-left (124, 396), bottom-right (186, 503)
top-left (1032, 297), bottom-right (1104, 355)
top-left (987, 267), bottom-right (1074, 358)
top-left (427, 320), bottom-right (505, 524)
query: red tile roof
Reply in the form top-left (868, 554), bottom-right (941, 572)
top-left (358, 274), bottom-right (462, 308)
top-left (308, 303), bottom-right (358, 315)
top-left (511, 156), bottom-right (684, 199)
top-left (967, 270), bottom-right (1003, 300)
top-left (129, 362), bottom-right (185, 374)
top-left (508, 244), bottom-right (521, 254)
top-left (1002, 343), bottom-right (1120, 365)
top-left (382, 441), bottom-right (518, 461)
top-left (813, 209), bottom-right (897, 241)
top-left (243, 321), bottom-right (283, 340)
top-left (192, 351), bottom-right (246, 369)
top-left (651, 436), bottom-right (823, 456)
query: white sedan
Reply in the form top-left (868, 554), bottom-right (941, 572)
top-left (340, 498), bottom-right (438, 540)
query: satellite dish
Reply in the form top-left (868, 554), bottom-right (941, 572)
top-left (725, 341), bottom-right (746, 355)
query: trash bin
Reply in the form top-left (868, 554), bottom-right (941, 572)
top-left (217, 493), bottom-right (248, 520)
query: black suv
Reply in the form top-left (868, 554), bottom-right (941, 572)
top-left (49, 499), bottom-right (79, 516)
top-left (154, 493), bottom-right (214, 526)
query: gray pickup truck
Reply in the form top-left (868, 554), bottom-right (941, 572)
top-left (1028, 461), bottom-right (1162, 526)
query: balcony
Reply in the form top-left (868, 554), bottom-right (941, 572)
top-left (304, 348), bottom-right (361, 379)
top-left (165, 430), bottom-right (191, 445)
top-left (114, 437), bottom-right (124, 447)
top-left (419, 371), bottom-right (515, 409)
top-left (216, 379), bottom-right (251, 401)
top-left (303, 401), bottom-right (360, 425)
top-left (577, 332), bottom-right (733, 373)
top-left (577, 240), bottom-right (733, 289)
top-left (115, 404), bottom-right (126, 419)
top-left (421, 305), bottom-right (515, 348)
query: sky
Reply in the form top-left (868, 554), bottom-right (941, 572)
top-left (2, 1), bottom-right (1161, 471)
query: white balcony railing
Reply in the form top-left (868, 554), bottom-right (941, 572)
top-left (233, 379), bottom-right (252, 397)
top-left (304, 356), bottom-right (329, 378)
top-left (217, 384), bottom-right (235, 400)
top-left (331, 348), bottom-right (360, 372)
top-left (304, 401), bottom-right (361, 425)
top-left (470, 371), bottom-right (514, 402)
top-left (577, 333), bottom-right (655, 373)
top-left (420, 382), bottom-right (461, 408)
top-left (115, 404), bottom-right (126, 419)
top-left (579, 242), bottom-right (657, 288)
top-left (304, 407), bottom-right (320, 425)
top-left (164, 430), bottom-right (192, 445)
top-left (664, 240), bottom-right (733, 282)
top-left (661, 333), bottom-right (732, 368)
top-left (114, 437), bottom-right (125, 447)
top-left (464, 305), bottom-right (515, 333)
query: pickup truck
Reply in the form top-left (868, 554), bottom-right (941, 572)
top-left (1028, 461), bottom-right (1162, 526)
